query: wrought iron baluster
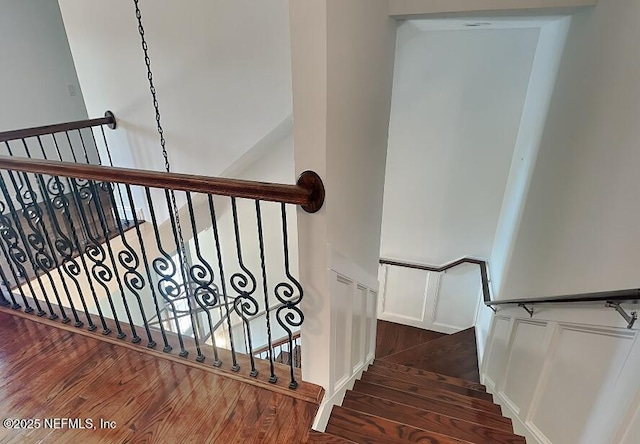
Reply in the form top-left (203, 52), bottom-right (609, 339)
top-left (85, 179), bottom-right (141, 343)
top-left (34, 136), bottom-right (84, 326)
top-left (145, 187), bottom-right (187, 356)
top-left (0, 170), bottom-right (49, 318)
top-left (0, 204), bottom-right (22, 311)
top-left (77, 129), bottom-right (91, 164)
top-left (125, 184), bottom-right (171, 352)
top-left (0, 221), bottom-right (31, 312)
top-left (102, 181), bottom-right (155, 347)
top-left (35, 173), bottom-right (93, 328)
top-left (275, 202), bottom-right (304, 389)
top-left (255, 200), bottom-right (277, 383)
top-left (69, 177), bottom-right (125, 337)
top-left (208, 195), bottom-right (239, 371)
top-left (230, 197), bottom-right (259, 377)
top-left (98, 125), bottom-right (129, 227)
top-left (164, 189), bottom-right (203, 360)
top-left (0, 259), bottom-right (18, 309)
top-left (186, 192), bottom-right (221, 365)
top-left (16, 170), bottom-right (70, 323)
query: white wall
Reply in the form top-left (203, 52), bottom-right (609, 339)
top-left (58, 0), bottom-right (293, 177)
top-left (290, 0), bottom-right (395, 429)
top-left (500, 0), bottom-right (640, 300)
top-left (378, 22), bottom-right (539, 332)
top-left (0, 0), bottom-right (97, 163)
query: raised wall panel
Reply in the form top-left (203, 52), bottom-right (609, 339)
top-left (529, 326), bottom-right (635, 444)
top-left (331, 273), bottom-right (353, 388)
top-left (380, 265), bottom-right (429, 322)
top-left (500, 320), bottom-right (547, 414)
top-left (366, 289), bottom-right (377, 361)
top-left (351, 285), bottom-right (367, 371)
top-left (485, 317), bottom-right (511, 386)
top-left (432, 265), bottom-right (481, 330)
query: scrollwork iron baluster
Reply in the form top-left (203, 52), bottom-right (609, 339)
top-left (16, 171), bottom-right (71, 323)
top-left (69, 177), bottom-right (125, 337)
top-left (186, 192), bottom-right (222, 365)
top-left (255, 200), bottom-right (277, 383)
top-left (0, 172), bottom-right (48, 317)
top-left (275, 202), bottom-right (304, 389)
top-left (208, 195), bottom-right (239, 370)
top-left (164, 189), bottom-right (204, 360)
top-left (230, 197), bottom-right (259, 377)
top-left (125, 184), bottom-right (171, 352)
top-left (145, 187), bottom-right (188, 357)
top-left (101, 181), bottom-right (156, 347)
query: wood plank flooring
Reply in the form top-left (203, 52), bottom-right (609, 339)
top-left (375, 320), bottom-right (445, 358)
top-left (380, 327), bottom-right (481, 382)
top-left (0, 312), bottom-right (319, 443)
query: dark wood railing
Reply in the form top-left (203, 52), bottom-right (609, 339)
top-left (0, 115), bottom-right (325, 391)
top-left (0, 112), bottom-right (116, 144)
top-left (380, 257), bottom-right (490, 304)
top-left (381, 258), bottom-right (640, 328)
top-left (0, 156), bottom-right (325, 212)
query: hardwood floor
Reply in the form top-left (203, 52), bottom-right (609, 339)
top-left (0, 312), bottom-right (319, 443)
top-left (380, 327), bottom-right (481, 382)
top-left (375, 320), bottom-right (445, 358)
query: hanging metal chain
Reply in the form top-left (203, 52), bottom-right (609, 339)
top-left (132, 0), bottom-right (189, 272)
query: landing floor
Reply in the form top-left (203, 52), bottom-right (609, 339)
top-left (0, 312), bottom-right (317, 443)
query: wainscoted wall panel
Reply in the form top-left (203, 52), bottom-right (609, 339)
top-left (484, 316), bottom-right (512, 387)
top-left (331, 274), bottom-right (354, 389)
top-left (366, 288), bottom-right (377, 363)
top-left (500, 320), bottom-right (548, 415)
top-left (379, 264), bottom-right (429, 323)
top-left (481, 305), bottom-right (640, 444)
top-left (314, 247), bottom-right (379, 430)
top-left (432, 264), bottom-right (481, 330)
top-left (530, 326), bottom-right (634, 444)
top-left (378, 262), bottom-right (480, 333)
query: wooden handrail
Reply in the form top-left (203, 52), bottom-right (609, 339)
top-left (380, 257), bottom-right (491, 303)
top-left (0, 111), bottom-right (116, 143)
top-left (0, 155), bottom-right (325, 212)
top-left (380, 259), bottom-right (640, 317)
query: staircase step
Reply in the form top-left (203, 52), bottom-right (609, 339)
top-left (366, 365), bottom-right (493, 401)
top-left (326, 406), bottom-right (470, 444)
top-left (352, 381), bottom-right (513, 433)
top-left (306, 430), bottom-right (357, 443)
top-left (343, 391), bottom-right (526, 444)
top-left (372, 360), bottom-right (486, 392)
top-left (376, 320), bottom-right (446, 358)
top-left (380, 327), bottom-right (480, 382)
top-left (361, 372), bottom-right (501, 414)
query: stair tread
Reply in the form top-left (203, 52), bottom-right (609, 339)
top-left (352, 381), bottom-right (513, 433)
top-left (380, 328), bottom-right (480, 382)
top-left (372, 360), bottom-right (486, 392)
top-left (306, 430), bottom-right (357, 443)
top-left (366, 365), bottom-right (492, 401)
top-left (343, 391), bottom-right (525, 444)
top-left (327, 406), bottom-right (471, 444)
top-left (361, 372), bottom-right (501, 414)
